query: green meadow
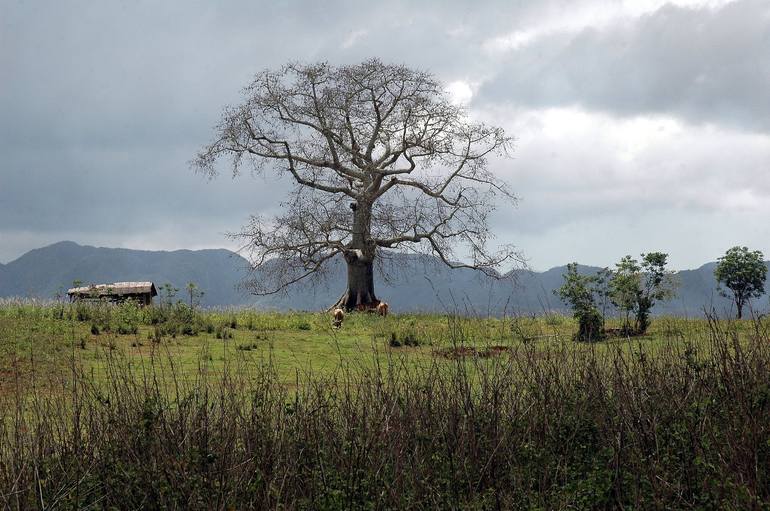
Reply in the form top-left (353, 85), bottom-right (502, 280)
top-left (0, 299), bottom-right (761, 389)
top-left (3, 300), bottom-right (770, 508)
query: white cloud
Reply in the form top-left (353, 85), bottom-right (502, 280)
top-left (477, 104), bottom-right (770, 268)
top-left (480, 0), bottom-right (770, 133)
top-left (483, 29), bottom-right (541, 52)
top-left (483, 0), bottom-right (740, 53)
top-left (341, 29), bottom-right (367, 49)
top-left (446, 80), bottom-right (474, 105)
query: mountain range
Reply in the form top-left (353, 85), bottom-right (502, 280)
top-left (0, 241), bottom-right (764, 316)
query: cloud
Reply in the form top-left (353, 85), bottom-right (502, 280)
top-left (482, 0), bottom-right (740, 52)
top-left (481, 105), bottom-right (770, 269)
top-left (446, 80), bottom-right (475, 105)
top-left (341, 30), bottom-right (368, 49)
top-left (1, 0), bottom-right (769, 272)
top-left (479, 0), bottom-right (770, 132)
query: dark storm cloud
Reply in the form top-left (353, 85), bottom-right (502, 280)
top-left (2, 0), bottom-right (769, 269)
top-left (480, 0), bottom-right (770, 132)
top-left (0, 0), bottom-right (564, 261)
top-left (0, 0), bottom-right (308, 259)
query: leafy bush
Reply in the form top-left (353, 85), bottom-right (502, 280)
top-left (383, 320), bottom-right (426, 347)
top-left (215, 324), bottom-right (233, 340)
top-left (75, 301), bottom-right (93, 322)
top-left (113, 300), bottom-right (141, 335)
top-left (556, 263), bottom-right (607, 342)
top-left (75, 302), bottom-right (112, 334)
top-left (143, 305), bottom-right (168, 325)
top-left (147, 302), bottom-right (204, 337)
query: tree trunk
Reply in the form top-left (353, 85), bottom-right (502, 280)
top-left (332, 256), bottom-right (378, 310)
top-left (331, 200), bottom-right (380, 311)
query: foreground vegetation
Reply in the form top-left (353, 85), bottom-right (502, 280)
top-left (1, 301), bottom-right (770, 508)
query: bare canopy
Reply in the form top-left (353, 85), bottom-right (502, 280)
top-left (193, 59), bottom-right (520, 310)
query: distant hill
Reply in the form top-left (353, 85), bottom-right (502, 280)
top-left (0, 241), bottom-right (251, 306)
top-left (0, 241), bottom-right (766, 316)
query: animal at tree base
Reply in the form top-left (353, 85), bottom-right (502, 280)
top-left (376, 302), bottom-right (389, 317)
top-left (332, 308), bottom-right (345, 328)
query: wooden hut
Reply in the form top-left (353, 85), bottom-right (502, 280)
top-left (67, 281), bottom-right (158, 306)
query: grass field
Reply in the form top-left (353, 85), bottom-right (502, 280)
top-left (0, 299), bottom-right (757, 388)
top-left (2, 300), bottom-right (770, 508)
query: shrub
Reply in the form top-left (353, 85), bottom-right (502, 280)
top-left (382, 319), bottom-right (428, 348)
top-left (113, 300), bottom-right (141, 335)
top-left (215, 324), bottom-right (233, 340)
top-left (146, 302), bottom-right (203, 337)
top-left (75, 301), bottom-right (92, 322)
top-left (575, 307), bottom-right (603, 343)
top-left (556, 263), bottom-right (607, 342)
top-left (143, 305), bottom-right (168, 325)
top-left (387, 331), bottom-right (419, 347)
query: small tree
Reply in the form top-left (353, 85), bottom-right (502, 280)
top-left (609, 256), bottom-right (641, 334)
top-left (557, 263), bottom-right (606, 342)
top-left (186, 282), bottom-right (205, 309)
top-left (714, 246), bottom-right (767, 319)
top-left (159, 283), bottom-right (179, 309)
top-left (636, 252), bottom-right (677, 333)
top-left (609, 252), bottom-right (677, 335)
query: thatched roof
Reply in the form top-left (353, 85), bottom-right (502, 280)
top-left (67, 281), bottom-right (157, 297)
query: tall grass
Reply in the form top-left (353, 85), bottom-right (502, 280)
top-left (1, 312), bottom-right (770, 509)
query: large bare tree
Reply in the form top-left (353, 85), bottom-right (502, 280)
top-left (193, 59), bottom-right (519, 310)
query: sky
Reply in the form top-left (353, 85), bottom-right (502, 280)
top-left (1, 0), bottom-right (769, 271)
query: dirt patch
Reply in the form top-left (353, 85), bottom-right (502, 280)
top-left (485, 345), bottom-right (511, 355)
top-left (435, 346), bottom-right (477, 358)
